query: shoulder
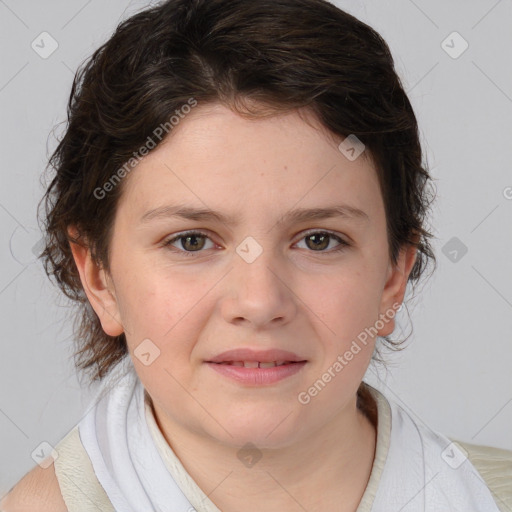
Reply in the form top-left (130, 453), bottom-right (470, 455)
top-left (451, 438), bottom-right (512, 511)
top-left (0, 463), bottom-right (68, 512)
top-left (452, 438), bottom-right (512, 478)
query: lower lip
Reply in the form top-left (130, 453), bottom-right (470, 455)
top-left (205, 362), bottom-right (307, 385)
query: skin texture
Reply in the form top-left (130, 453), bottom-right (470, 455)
top-left (64, 103), bottom-right (417, 511)
top-left (0, 464), bottom-right (68, 511)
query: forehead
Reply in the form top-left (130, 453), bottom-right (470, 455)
top-left (116, 103), bottom-right (382, 224)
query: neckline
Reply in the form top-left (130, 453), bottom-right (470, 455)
top-left (354, 384), bottom-right (392, 511)
top-left (143, 382), bottom-right (392, 512)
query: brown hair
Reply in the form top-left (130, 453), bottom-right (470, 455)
top-left (37, 0), bottom-right (436, 386)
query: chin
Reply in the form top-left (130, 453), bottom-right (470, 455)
top-left (210, 415), bottom-right (303, 451)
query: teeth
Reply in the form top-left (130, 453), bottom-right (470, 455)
top-left (258, 361), bottom-right (278, 368)
top-left (220, 360), bottom-right (294, 368)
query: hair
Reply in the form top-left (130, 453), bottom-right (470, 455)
top-left (37, 0), bottom-right (436, 397)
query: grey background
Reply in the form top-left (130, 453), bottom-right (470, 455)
top-left (1, 0), bottom-right (511, 494)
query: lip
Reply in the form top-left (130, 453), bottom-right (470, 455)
top-left (205, 360), bottom-right (307, 385)
top-left (204, 348), bottom-right (308, 386)
top-left (206, 348), bottom-right (306, 364)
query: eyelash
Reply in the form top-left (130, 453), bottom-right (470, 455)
top-left (161, 229), bottom-right (350, 257)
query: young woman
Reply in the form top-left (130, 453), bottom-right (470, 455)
top-left (2, 0), bottom-right (510, 510)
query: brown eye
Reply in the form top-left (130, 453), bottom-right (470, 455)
top-left (163, 229), bottom-right (349, 258)
top-left (179, 233), bottom-right (206, 251)
top-left (296, 231), bottom-right (349, 253)
top-left (305, 232), bottom-right (330, 251)
top-left (163, 231), bottom-right (214, 256)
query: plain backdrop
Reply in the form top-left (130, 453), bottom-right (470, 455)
top-left (1, 0), bottom-right (511, 494)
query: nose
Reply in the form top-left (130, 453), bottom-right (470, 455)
top-left (220, 240), bottom-right (297, 328)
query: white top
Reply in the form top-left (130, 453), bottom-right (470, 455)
top-left (52, 357), bottom-right (512, 511)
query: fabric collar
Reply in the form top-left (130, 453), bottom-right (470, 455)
top-left (78, 356), bottom-right (501, 512)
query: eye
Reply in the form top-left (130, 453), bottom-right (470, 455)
top-left (162, 230), bottom-right (215, 256)
top-left (295, 230), bottom-right (350, 253)
top-left (161, 229), bottom-right (350, 257)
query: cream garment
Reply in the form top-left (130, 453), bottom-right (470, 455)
top-left (53, 372), bottom-right (512, 512)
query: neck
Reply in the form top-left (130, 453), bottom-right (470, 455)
top-left (150, 388), bottom-right (377, 512)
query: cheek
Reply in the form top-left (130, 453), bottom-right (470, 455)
top-left (114, 256), bottom-right (186, 327)
top-left (116, 267), bottom-right (209, 363)
top-left (314, 260), bottom-right (386, 329)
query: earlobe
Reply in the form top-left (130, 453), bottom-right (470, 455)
top-left (67, 226), bottom-right (124, 337)
top-left (377, 244), bottom-right (418, 336)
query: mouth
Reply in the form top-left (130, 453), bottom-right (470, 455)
top-left (210, 360), bottom-right (305, 368)
top-left (204, 348), bottom-right (307, 385)
top-left (204, 359), bottom-right (307, 385)
top-left (206, 347), bottom-right (306, 365)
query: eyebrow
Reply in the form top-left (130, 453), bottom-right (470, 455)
top-left (139, 203), bottom-right (370, 227)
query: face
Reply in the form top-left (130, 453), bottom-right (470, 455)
top-left (72, 102), bottom-right (416, 450)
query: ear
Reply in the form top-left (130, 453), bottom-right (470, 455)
top-left (67, 226), bottom-right (124, 337)
top-left (377, 243), bottom-right (418, 337)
